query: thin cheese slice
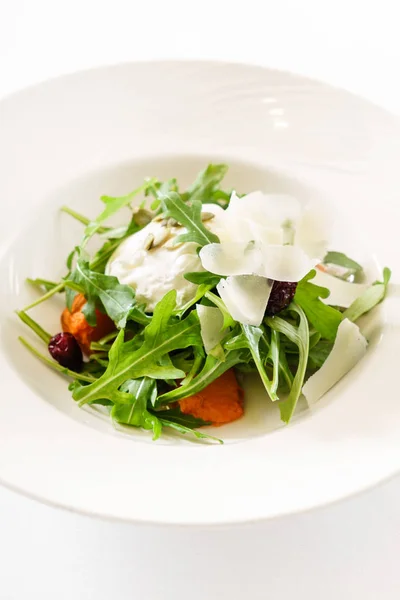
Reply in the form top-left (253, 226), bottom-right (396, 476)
top-left (295, 200), bottom-right (333, 260)
top-left (258, 245), bottom-right (319, 281)
top-left (217, 275), bottom-right (273, 326)
top-left (196, 305), bottom-right (226, 353)
top-left (302, 319), bottom-right (367, 405)
top-left (228, 191), bottom-right (302, 228)
top-left (226, 191), bottom-right (302, 246)
top-left (200, 242), bottom-right (318, 281)
top-left (199, 241), bottom-right (259, 276)
top-left (313, 269), bottom-right (368, 308)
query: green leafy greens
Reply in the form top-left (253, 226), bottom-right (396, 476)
top-left (16, 163), bottom-right (391, 442)
top-left (294, 270), bottom-right (343, 341)
top-left (323, 251), bottom-right (364, 280)
top-left (65, 256), bottom-right (136, 328)
top-left (82, 180), bottom-right (155, 244)
top-left (265, 303), bottom-right (309, 423)
top-left (183, 163), bottom-right (229, 204)
top-left (160, 192), bottom-right (220, 247)
top-left (72, 291), bottom-right (202, 406)
top-left (343, 267), bottom-right (391, 322)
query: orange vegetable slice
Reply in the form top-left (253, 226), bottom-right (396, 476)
top-left (179, 369), bottom-right (244, 426)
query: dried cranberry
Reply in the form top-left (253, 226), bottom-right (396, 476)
top-left (48, 332), bottom-right (83, 372)
top-left (266, 281), bottom-right (298, 316)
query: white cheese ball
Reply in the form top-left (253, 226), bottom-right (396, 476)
top-left (106, 204), bottom-right (226, 312)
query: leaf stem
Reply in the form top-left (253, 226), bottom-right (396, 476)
top-left (267, 303), bottom-right (309, 422)
top-left (89, 238), bottom-right (121, 271)
top-left (97, 330), bottom-right (118, 345)
top-left (241, 324), bottom-right (278, 401)
top-left (175, 284), bottom-right (214, 317)
top-left (18, 337), bottom-right (96, 382)
top-left (61, 206), bottom-right (108, 233)
top-left (180, 353), bottom-right (204, 386)
top-left (159, 419), bottom-right (223, 444)
top-left (90, 341), bottom-right (112, 352)
top-left (269, 330), bottom-right (280, 396)
top-left (26, 278), bottom-right (59, 291)
top-left (22, 281), bottom-right (65, 311)
top-left (16, 311), bottom-right (52, 344)
top-left (278, 346), bottom-right (294, 389)
top-left (204, 291), bottom-right (236, 328)
top-left (90, 354), bottom-right (109, 367)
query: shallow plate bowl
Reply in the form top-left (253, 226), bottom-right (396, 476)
top-left (0, 61), bottom-right (399, 525)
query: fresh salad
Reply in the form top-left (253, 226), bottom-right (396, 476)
top-left (17, 164), bottom-right (390, 442)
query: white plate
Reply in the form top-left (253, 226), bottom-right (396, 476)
top-left (0, 61), bottom-right (399, 526)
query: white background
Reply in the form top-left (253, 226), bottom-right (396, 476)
top-left (1, 1), bottom-right (400, 598)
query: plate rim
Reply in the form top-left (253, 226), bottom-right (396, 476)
top-left (1, 58), bottom-right (400, 526)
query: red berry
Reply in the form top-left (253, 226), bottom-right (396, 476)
top-left (266, 281), bottom-right (297, 316)
top-left (48, 332), bottom-right (83, 372)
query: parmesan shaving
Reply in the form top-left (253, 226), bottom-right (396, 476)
top-left (196, 305), bottom-right (226, 353)
top-left (200, 242), bottom-right (318, 281)
top-left (302, 319), bottom-right (367, 405)
top-left (313, 269), bottom-right (368, 308)
top-left (217, 275), bottom-right (273, 326)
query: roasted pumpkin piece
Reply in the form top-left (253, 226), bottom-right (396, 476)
top-left (179, 369), bottom-right (244, 426)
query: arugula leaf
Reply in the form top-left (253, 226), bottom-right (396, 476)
top-left (18, 337), bottom-right (95, 383)
top-left (60, 205), bottom-right (111, 234)
top-left (268, 330), bottom-right (280, 397)
top-left (154, 354), bottom-right (181, 387)
top-left (66, 247), bottom-right (79, 271)
top-left (294, 270), bottom-right (343, 341)
top-left (204, 291), bottom-right (236, 329)
top-left (143, 363), bottom-right (186, 380)
top-left (64, 280), bottom-right (85, 295)
top-left (179, 351), bottom-right (205, 386)
top-left (152, 407), bottom-right (211, 428)
top-left (89, 238), bottom-right (124, 274)
top-left (278, 343), bottom-right (294, 390)
top-left (170, 348), bottom-right (196, 371)
top-left (323, 251), bottom-right (363, 279)
top-left (240, 324), bottom-right (278, 400)
top-left (156, 346), bottom-right (247, 405)
top-left (88, 398), bottom-right (113, 406)
top-left (184, 164), bottom-right (228, 204)
top-left (26, 278), bottom-right (59, 292)
top-left (145, 177), bottom-right (180, 211)
top-left (145, 164), bottom-right (229, 212)
top-left (208, 189), bottom-right (232, 208)
top-left (308, 339), bottom-right (334, 370)
top-left (111, 378), bottom-right (162, 440)
top-left (66, 257), bottom-right (136, 328)
top-left (82, 179), bottom-right (155, 244)
top-left (227, 326), bottom-right (281, 396)
top-left (174, 283), bottom-right (215, 318)
top-left (99, 208), bottom-right (152, 240)
top-left (16, 310), bottom-right (51, 344)
top-left (184, 271), bottom-right (221, 287)
top-left (309, 330), bottom-right (322, 350)
top-left (90, 354), bottom-right (109, 368)
top-left (158, 419), bottom-right (223, 443)
top-left (73, 291), bottom-right (202, 406)
top-left (160, 193), bottom-right (220, 246)
top-left (23, 279), bottom-right (67, 311)
top-left (126, 303), bottom-right (151, 326)
top-left (266, 303), bottom-right (309, 423)
top-left (97, 331), bottom-right (119, 345)
top-left (343, 267), bottom-right (391, 322)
